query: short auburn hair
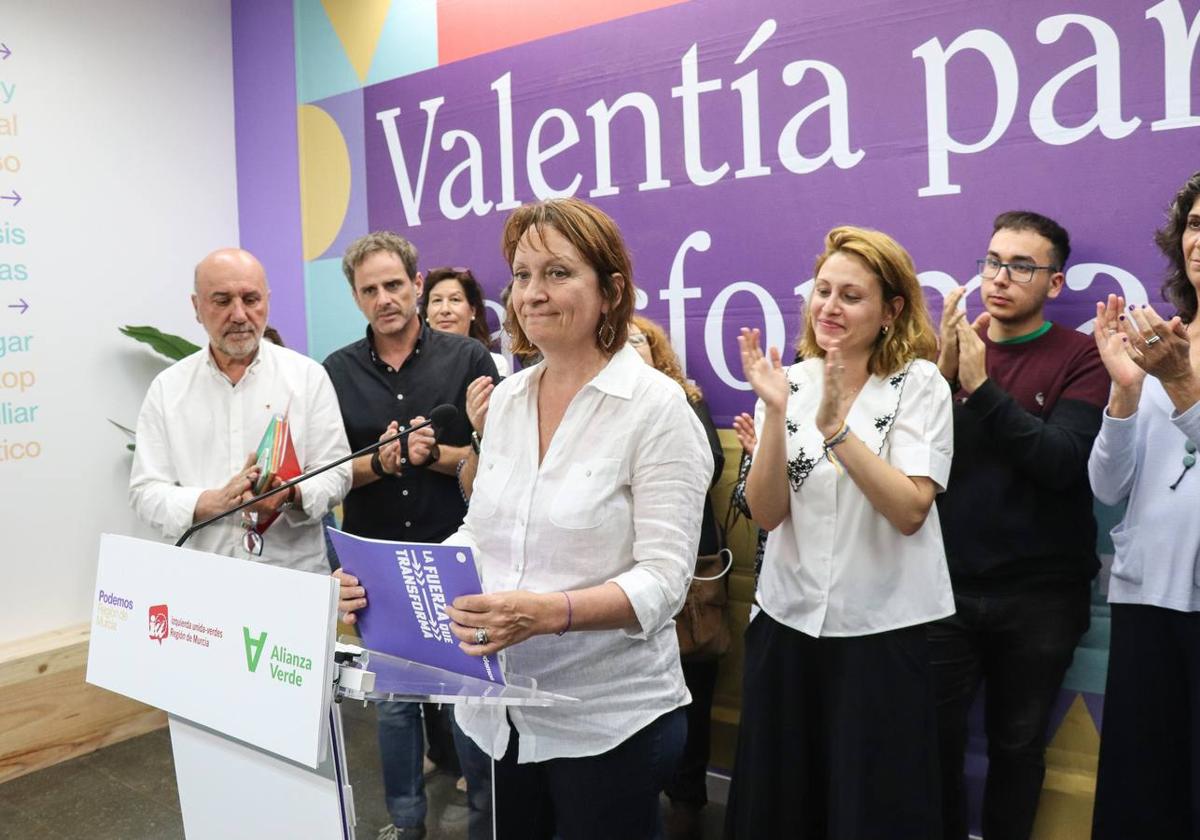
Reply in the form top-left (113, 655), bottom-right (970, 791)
top-left (797, 226), bottom-right (937, 376)
top-left (500, 198), bottom-right (635, 357)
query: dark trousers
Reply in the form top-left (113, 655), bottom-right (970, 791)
top-left (725, 613), bottom-right (942, 840)
top-left (1093, 604), bottom-right (1200, 840)
top-left (494, 707), bottom-right (686, 840)
top-left (665, 658), bottom-right (719, 807)
top-left (452, 715), bottom-right (494, 840)
top-left (424, 702), bottom-right (462, 775)
top-left (377, 700), bottom-right (426, 828)
top-left (928, 583), bottom-right (1089, 840)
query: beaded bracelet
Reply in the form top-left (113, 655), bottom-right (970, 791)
top-left (823, 423), bottom-right (851, 474)
top-left (824, 423), bottom-right (851, 450)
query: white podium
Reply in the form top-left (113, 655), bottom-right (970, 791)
top-left (86, 533), bottom-right (573, 839)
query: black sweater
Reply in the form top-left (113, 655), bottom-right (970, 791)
top-left (935, 323), bottom-right (1110, 592)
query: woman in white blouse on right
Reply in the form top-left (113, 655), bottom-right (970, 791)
top-left (725, 226), bottom-right (954, 839)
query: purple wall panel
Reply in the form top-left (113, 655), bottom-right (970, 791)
top-left (231, 0), bottom-right (307, 353)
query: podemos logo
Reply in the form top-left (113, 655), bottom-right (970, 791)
top-left (94, 590), bottom-right (134, 632)
top-left (242, 626), bottom-right (313, 688)
top-left (148, 604), bottom-right (169, 644)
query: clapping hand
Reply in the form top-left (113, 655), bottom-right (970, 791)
top-left (377, 421), bottom-right (404, 474)
top-left (816, 344), bottom-right (854, 439)
top-left (955, 312), bottom-right (991, 393)
top-left (938, 287), bottom-right (967, 382)
top-left (732, 412), bottom-right (758, 456)
top-left (465, 375), bottom-right (494, 434)
top-left (738, 328), bottom-right (789, 412)
top-left (1120, 300), bottom-right (1190, 383)
top-left (406, 416), bottom-right (437, 466)
top-left (1093, 294), bottom-right (1147, 390)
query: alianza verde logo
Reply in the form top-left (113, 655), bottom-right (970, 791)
top-left (242, 626), bottom-right (313, 688)
top-left (243, 627), bottom-right (267, 672)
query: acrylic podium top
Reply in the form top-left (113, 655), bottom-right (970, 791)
top-left (333, 639), bottom-right (578, 707)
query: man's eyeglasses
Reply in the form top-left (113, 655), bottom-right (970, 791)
top-left (977, 257), bottom-right (1059, 285)
top-left (241, 511), bottom-right (264, 556)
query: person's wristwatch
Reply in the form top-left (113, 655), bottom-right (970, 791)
top-left (470, 430), bottom-right (482, 455)
top-left (279, 484), bottom-right (298, 510)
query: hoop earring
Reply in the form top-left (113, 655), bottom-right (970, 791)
top-left (598, 317), bottom-right (616, 349)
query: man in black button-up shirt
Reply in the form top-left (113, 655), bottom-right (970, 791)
top-left (324, 231), bottom-right (497, 839)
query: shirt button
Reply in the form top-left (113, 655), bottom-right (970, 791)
top-left (402, 489), bottom-right (409, 496)
top-left (404, 521), bottom-right (412, 528)
top-left (396, 393), bottom-right (404, 400)
top-left (585, 470), bottom-right (592, 477)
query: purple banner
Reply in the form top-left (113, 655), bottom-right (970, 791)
top-left (357, 0), bottom-right (1199, 421)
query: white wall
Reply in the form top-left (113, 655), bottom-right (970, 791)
top-left (0, 1), bottom-right (240, 641)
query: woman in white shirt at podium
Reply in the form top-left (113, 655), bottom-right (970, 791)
top-left (340, 197), bottom-right (712, 840)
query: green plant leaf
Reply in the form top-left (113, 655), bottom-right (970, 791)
top-left (120, 326), bottom-right (201, 360)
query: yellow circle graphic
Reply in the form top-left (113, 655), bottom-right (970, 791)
top-left (298, 104), bottom-right (351, 261)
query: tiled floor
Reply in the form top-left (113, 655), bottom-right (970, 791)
top-left (0, 701), bottom-right (726, 839)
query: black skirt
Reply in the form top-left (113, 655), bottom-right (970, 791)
top-left (725, 611), bottom-right (942, 840)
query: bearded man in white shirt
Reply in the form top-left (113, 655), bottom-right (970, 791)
top-left (128, 248), bottom-right (351, 573)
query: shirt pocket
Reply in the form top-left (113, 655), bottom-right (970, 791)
top-left (1108, 522), bottom-right (1143, 586)
top-left (469, 453), bottom-right (515, 519)
top-left (549, 458), bottom-right (623, 530)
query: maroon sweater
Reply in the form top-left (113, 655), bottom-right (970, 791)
top-left (935, 322), bottom-right (1111, 591)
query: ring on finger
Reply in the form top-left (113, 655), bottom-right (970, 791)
top-left (1145, 334), bottom-right (1162, 345)
top-left (474, 627), bottom-right (490, 645)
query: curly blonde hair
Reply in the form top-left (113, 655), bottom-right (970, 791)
top-left (631, 315), bottom-right (702, 403)
top-left (797, 226), bottom-right (937, 376)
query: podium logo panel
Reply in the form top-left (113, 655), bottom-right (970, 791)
top-left (88, 534), bottom-right (339, 768)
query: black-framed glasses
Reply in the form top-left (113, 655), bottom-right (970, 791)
top-left (241, 511), bottom-right (264, 556)
top-left (977, 257), bottom-right (1058, 284)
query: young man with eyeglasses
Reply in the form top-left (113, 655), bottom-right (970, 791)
top-left (929, 211), bottom-right (1110, 840)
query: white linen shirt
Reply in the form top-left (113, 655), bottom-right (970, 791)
top-left (129, 340), bottom-right (352, 574)
top-left (755, 358), bottom-right (955, 637)
top-left (452, 345), bottom-right (713, 763)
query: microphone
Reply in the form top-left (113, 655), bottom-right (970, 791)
top-left (175, 404), bottom-right (459, 548)
top-left (429, 402), bottom-right (457, 433)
